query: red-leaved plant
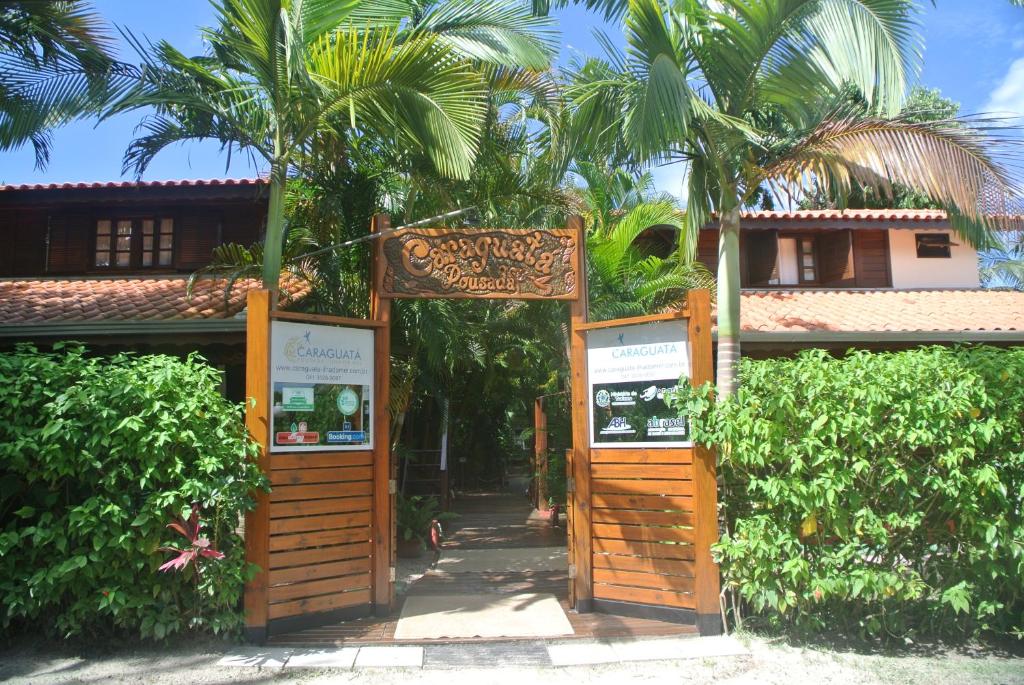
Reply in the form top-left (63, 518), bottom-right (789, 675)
top-left (157, 503), bottom-right (224, 578)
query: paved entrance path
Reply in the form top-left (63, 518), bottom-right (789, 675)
top-left (271, 492), bottom-right (697, 645)
top-left (441, 492), bottom-right (567, 549)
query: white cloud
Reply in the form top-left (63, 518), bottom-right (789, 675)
top-left (984, 57), bottom-right (1024, 117)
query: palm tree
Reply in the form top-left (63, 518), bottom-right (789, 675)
top-left (109, 0), bottom-right (556, 292)
top-left (981, 231), bottom-right (1024, 290)
top-left (0, 1), bottom-right (130, 168)
top-left (567, 0), bottom-right (1023, 395)
top-left (574, 162), bottom-right (713, 319)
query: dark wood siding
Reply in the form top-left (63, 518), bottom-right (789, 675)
top-left (697, 229), bottom-right (718, 277)
top-left (853, 229), bottom-right (891, 288)
top-left (744, 230), bottom-right (778, 287)
top-left (221, 204), bottom-right (264, 246)
top-left (819, 229), bottom-right (855, 286)
top-left (0, 208), bottom-right (47, 276)
top-left (46, 213), bottom-right (91, 274)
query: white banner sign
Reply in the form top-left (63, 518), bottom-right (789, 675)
top-left (586, 320), bottom-right (691, 448)
top-left (270, 320), bottom-right (374, 452)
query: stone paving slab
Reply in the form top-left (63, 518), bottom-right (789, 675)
top-left (216, 647), bottom-right (291, 669)
top-left (285, 647), bottom-right (359, 669)
top-left (546, 641), bottom-right (619, 666)
top-left (354, 645), bottom-right (424, 669)
top-left (216, 634), bottom-right (745, 671)
top-left (544, 635), bottom-right (746, 667)
top-left (424, 641), bottom-right (552, 669)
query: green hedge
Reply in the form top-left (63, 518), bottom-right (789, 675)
top-left (0, 344), bottom-right (266, 640)
top-left (674, 346), bottom-right (1024, 639)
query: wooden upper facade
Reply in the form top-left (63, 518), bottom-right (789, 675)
top-left (0, 179), bottom-right (268, 277)
top-left (694, 209), bottom-right (980, 290)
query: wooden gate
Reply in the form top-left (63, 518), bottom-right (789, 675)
top-left (567, 291), bottom-right (722, 634)
top-left (242, 214), bottom-right (393, 640)
top-left (242, 213), bottom-right (720, 639)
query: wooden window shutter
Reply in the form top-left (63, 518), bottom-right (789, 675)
top-left (46, 214), bottom-right (90, 274)
top-left (175, 212), bottom-right (220, 270)
top-left (819, 229), bottom-right (855, 286)
top-left (853, 229), bottom-right (892, 288)
top-left (697, 228), bottom-right (719, 277)
top-left (744, 230), bottom-right (779, 286)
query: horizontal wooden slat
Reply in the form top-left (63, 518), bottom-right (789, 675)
top-left (592, 509), bottom-right (696, 527)
top-left (269, 573), bottom-right (372, 603)
top-left (270, 496), bottom-right (371, 519)
top-left (269, 587), bottom-right (372, 620)
top-left (592, 494), bottom-right (693, 512)
top-left (594, 582), bottom-right (695, 609)
top-left (591, 464), bottom-right (693, 481)
top-left (593, 553), bottom-right (695, 577)
top-left (270, 541), bottom-right (372, 569)
top-left (269, 511), bottom-right (371, 535)
top-left (593, 522), bottom-right (695, 544)
top-left (269, 558), bottom-right (371, 586)
top-left (270, 466), bottom-right (373, 486)
top-left (593, 537), bottom-right (695, 560)
top-left (270, 481), bottom-right (372, 502)
top-left (269, 526), bottom-right (371, 552)
top-left (592, 479), bottom-right (693, 496)
top-left (594, 568), bottom-right (696, 593)
top-left (271, 451), bottom-right (373, 470)
top-left (591, 449), bottom-right (693, 465)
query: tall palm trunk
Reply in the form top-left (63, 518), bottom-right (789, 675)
top-left (261, 160), bottom-right (287, 294)
top-left (716, 205), bottom-right (741, 397)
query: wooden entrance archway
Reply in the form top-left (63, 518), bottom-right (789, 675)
top-left (242, 214), bottom-right (721, 640)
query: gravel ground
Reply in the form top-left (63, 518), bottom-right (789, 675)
top-left (2, 633), bottom-right (1022, 685)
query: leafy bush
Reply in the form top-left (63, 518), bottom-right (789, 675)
top-left (0, 344), bottom-right (266, 640)
top-left (673, 346), bottom-right (1024, 639)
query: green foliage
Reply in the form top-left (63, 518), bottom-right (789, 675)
top-left (544, 449), bottom-right (567, 506)
top-left (396, 493), bottom-right (455, 548)
top-left (0, 344), bottom-right (266, 640)
top-left (673, 346), bottom-right (1024, 639)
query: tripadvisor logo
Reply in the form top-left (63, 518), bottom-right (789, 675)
top-left (283, 330), bottom-right (362, 363)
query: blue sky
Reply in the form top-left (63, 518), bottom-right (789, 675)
top-left (1, 0), bottom-right (1022, 196)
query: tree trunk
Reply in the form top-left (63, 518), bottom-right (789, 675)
top-left (261, 161), bottom-right (287, 294)
top-left (716, 207), bottom-right (742, 397)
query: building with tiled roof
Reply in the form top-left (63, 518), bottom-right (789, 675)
top-left (0, 179), bottom-right (274, 398)
top-left (1, 180), bottom-right (1022, 377)
top-left (694, 209), bottom-right (1024, 352)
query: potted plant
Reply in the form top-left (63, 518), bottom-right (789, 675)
top-left (396, 493), bottom-right (455, 558)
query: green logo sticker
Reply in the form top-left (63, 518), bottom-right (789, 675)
top-left (337, 387), bottom-right (360, 416)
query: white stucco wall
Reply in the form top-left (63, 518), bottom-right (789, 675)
top-left (888, 229), bottom-right (980, 289)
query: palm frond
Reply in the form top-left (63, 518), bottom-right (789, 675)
top-left (308, 26), bottom-right (488, 179)
top-left (766, 112), bottom-right (1024, 246)
top-left (410, 0), bottom-right (559, 69)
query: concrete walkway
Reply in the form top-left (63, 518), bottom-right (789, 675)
top-left (219, 635), bottom-right (747, 670)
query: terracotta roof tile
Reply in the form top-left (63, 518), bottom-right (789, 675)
top-left (2, 278), bottom-right (1021, 339)
top-left (0, 178), bottom-right (266, 192)
top-left (736, 209), bottom-right (949, 222)
top-left (0, 276), bottom-right (308, 324)
top-left (735, 289), bottom-right (1024, 334)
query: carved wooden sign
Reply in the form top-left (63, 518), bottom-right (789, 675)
top-left (377, 227), bottom-right (581, 300)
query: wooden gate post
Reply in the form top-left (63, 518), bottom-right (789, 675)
top-left (370, 213), bottom-right (394, 615)
top-left (687, 289), bottom-right (723, 634)
top-left (243, 288), bottom-right (271, 642)
top-left (567, 214), bottom-right (593, 612)
top-left (533, 398), bottom-right (548, 512)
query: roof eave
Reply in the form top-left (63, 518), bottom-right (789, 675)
top-left (0, 319), bottom-right (247, 338)
top-left (730, 330), bottom-right (1024, 344)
